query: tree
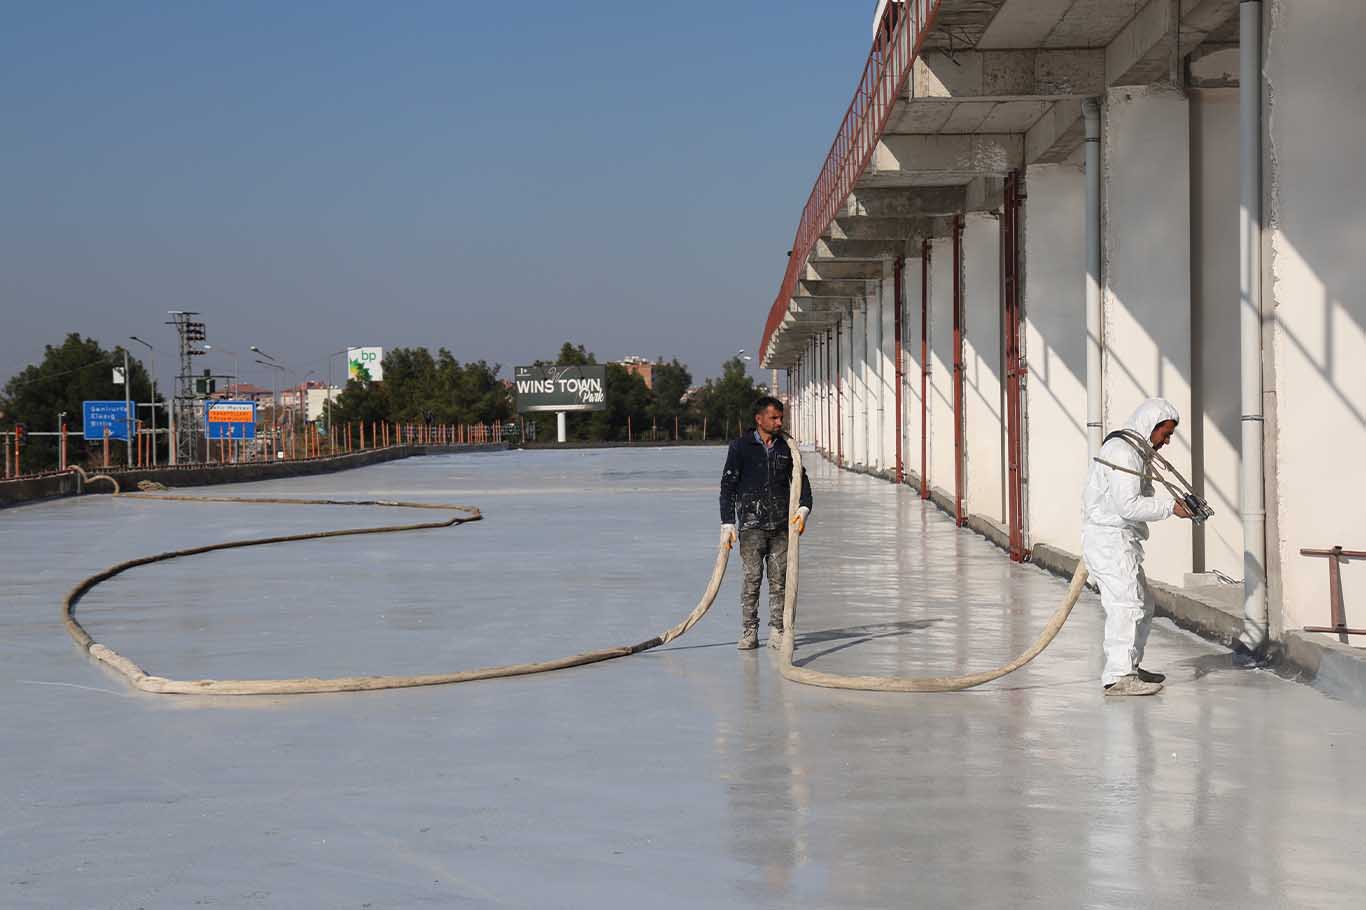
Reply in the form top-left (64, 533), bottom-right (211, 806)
top-left (1, 333), bottom-right (158, 471)
top-left (696, 356), bottom-right (763, 440)
top-left (588, 363), bottom-right (652, 441)
top-left (649, 358), bottom-right (692, 434)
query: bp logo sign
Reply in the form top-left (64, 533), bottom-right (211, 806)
top-left (514, 365), bottom-right (607, 413)
top-left (347, 347), bottom-right (384, 382)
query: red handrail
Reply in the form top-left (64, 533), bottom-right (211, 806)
top-left (760, 0), bottom-right (943, 363)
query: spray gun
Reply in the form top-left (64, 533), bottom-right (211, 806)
top-left (1094, 429), bottom-right (1216, 525)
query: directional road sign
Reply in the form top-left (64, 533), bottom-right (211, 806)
top-left (82, 400), bottom-right (133, 441)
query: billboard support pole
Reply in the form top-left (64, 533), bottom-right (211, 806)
top-left (556, 412), bottom-right (567, 444)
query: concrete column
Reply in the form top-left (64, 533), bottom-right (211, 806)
top-left (904, 246), bottom-right (928, 488)
top-left (851, 304), bottom-right (867, 467)
top-left (929, 236), bottom-right (956, 495)
top-left (867, 289), bottom-right (883, 471)
top-left (962, 212), bottom-right (1005, 525)
top-left (1022, 163), bottom-right (1088, 551)
top-left (835, 310), bottom-right (846, 464)
top-left (1103, 85), bottom-right (1193, 582)
top-left (881, 260), bottom-right (898, 473)
top-left (1264, 0), bottom-right (1366, 635)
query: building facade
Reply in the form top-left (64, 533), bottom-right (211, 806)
top-left (762, 0), bottom-right (1365, 651)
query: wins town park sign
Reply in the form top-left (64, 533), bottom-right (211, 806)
top-left (514, 365), bottom-right (606, 413)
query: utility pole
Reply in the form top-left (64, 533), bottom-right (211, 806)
top-left (166, 312), bottom-right (207, 464)
top-left (130, 336), bottom-right (158, 466)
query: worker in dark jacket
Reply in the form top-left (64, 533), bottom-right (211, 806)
top-left (719, 395), bottom-right (814, 651)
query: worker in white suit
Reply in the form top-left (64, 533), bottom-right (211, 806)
top-left (1082, 398), bottom-right (1193, 696)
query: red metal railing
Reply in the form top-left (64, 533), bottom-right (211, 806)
top-left (760, 0), bottom-right (943, 362)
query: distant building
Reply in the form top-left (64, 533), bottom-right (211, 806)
top-left (616, 356), bottom-right (653, 389)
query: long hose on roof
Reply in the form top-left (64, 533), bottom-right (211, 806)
top-left (62, 446), bottom-right (1087, 696)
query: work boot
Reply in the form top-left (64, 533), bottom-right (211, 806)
top-left (1103, 674), bottom-right (1163, 696)
top-left (767, 628), bottom-right (785, 651)
top-left (737, 628), bottom-right (758, 651)
top-left (1135, 667), bottom-right (1166, 683)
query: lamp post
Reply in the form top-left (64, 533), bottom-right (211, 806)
top-left (129, 335), bottom-right (159, 466)
top-left (122, 348), bottom-right (132, 467)
top-left (255, 358), bottom-right (285, 456)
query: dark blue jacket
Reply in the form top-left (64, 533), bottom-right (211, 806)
top-left (719, 433), bottom-right (813, 531)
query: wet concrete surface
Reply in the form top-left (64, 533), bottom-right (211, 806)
top-left (3, 447), bottom-right (1364, 908)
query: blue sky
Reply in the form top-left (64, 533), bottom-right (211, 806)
top-left (1, 1), bottom-right (875, 389)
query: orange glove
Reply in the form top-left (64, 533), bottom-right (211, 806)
top-left (790, 506), bottom-right (810, 536)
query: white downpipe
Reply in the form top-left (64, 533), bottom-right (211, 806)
top-left (556, 411), bottom-right (567, 444)
top-left (1239, 0), bottom-right (1268, 650)
top-left (1083, 97), bottom-right (1104, 459)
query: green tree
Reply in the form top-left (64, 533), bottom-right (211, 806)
top-left (588, 363), bottom-right (652, 441)
top-left (648, 358), bottom-right (692, 436)
top-left (697, 356), bottom-right (763, 440)
top-left (0, 333), bottom-right (159, 471)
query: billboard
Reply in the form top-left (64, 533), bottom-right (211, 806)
top-left (347, 346), bottom-right (384, 382)
top-left (204, 400), bottom-right (257, 440)
top-left (514, 365), bottom-right (607, 413)
top-left (82, 400), bottom-right (132, 441)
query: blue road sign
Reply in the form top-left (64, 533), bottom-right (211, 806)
top-left (82, 400), bottom-right (132, 441)
top-left (205, 400), bottom-right (257, 440)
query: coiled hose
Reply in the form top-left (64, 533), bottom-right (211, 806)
top-left (61, 448), bottom-right (1086, 696)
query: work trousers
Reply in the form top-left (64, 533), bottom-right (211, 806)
top-left (739, 527), bottom-right (788, 632)
top-left (1082, 527), bottom-right (1156, 686)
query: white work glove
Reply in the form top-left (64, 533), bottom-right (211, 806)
top-left (720, 523), bottom-right (737, 550)
top-left (790, 506), bottom-right (810, 536)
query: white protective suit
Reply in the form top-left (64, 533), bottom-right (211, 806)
top-left (1081, 398), bottom-right (1181, 686)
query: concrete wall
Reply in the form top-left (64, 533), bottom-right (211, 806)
top-left (841, 316), bottom-right (854, 464)
top-left (1189, 87), bottom-right (1244, 578)
top-left (1266, 0), bottom-right (1366, 633)
top-left (852, 303), bottom-right (868, 467)
top-left (904, 250), bottom-right (927, 485)
top-left (880, 260), bottom-right (898, 473)
top-left (1102, 85), bottom-right (1193, 584)
top-left (962, 212), bottom-right (1005, 524)
top-left (1022, 163), bottom-right (1088, 552)
top-left (928, 236), bottom-right (956, 498)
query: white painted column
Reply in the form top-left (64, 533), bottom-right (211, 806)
top-left (869, 280), bottom-right (885, 472)
top-left (842, 313), bottom-right (854, 465)
top-left (929, 237), bottom-right (956, 495)
top-left (1103, 85), bottom-right (1193, 582)
top-left (881, 259), bottom-right (897, 473)
top-left (851, 303), bottom-right (867, 467)
top-left (1022, 164), bottom-right (1088, 551)
top-left (904, 246), bottom-right (927, 487)
top-left (962, 212), bottom-right (1005, 524)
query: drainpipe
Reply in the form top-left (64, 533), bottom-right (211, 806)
top-left (1239, 0), bottom-right (1268, 651)
top-left (1083, 97), bottom-right (1104, 459)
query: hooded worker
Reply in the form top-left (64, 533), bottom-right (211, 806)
top-left (1082, 397), bottom-right (1193, 696)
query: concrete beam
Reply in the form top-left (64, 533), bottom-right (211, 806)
top-left (804, 259), bottom-right (885, 281)
top-left (1108, 0), bottom-right (1239, 87)
top-left (798, 279), bottom-right (874, 298)
top-left (827, 216), bottom-right (935, 242)
top-left (912, 49), bottom-right (1106, 101)
top-left (1025, 99), bottom-right (1086, 164)
top-left (869, 133), bottom-right (1023, 181)
top-left (790, 295), bottom-right (859, 315)
top-left (813, 237), bottom-right (906, 260)
top-left (844, 186), bottom-right (964, 217)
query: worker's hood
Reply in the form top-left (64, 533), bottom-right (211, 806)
top-left (1123, 397), bottom-right (1181, 439)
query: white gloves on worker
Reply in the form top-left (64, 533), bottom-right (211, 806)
top-left (791, 506), bottom-right (810, 536)
top-left (720, 523), bottom-right (738, 550)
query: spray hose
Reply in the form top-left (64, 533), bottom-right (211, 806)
top-left (62, 450), bottom-right (1089, 696)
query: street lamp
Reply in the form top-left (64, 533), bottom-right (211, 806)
top-left (255, 359), bottom-right (285, 455)
top-left (203, 345), bottom-right (239, 397)
top-left (129, 336), bottom-right (159, 466)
